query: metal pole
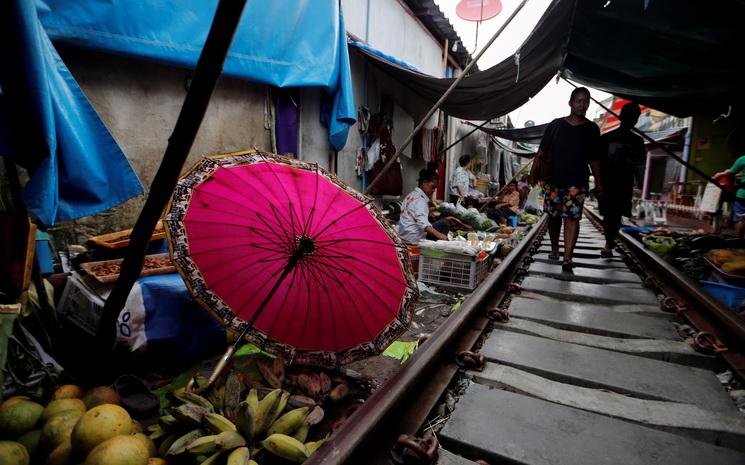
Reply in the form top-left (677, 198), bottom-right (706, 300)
top-left (96, 0), bottom-right (250, 350)
top-left (365, 0), bottom-right (530, 194)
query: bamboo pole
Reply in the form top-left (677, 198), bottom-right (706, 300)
top-left (365, 0), bottom-right (530, 194)
top-left (96, 0), bottom-right (250, 350)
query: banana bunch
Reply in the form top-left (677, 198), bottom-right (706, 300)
top-left (150, 385), bottom-right (328, 464)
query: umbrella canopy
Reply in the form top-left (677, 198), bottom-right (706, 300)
top-left (165, 151), bottom-right (418, 366)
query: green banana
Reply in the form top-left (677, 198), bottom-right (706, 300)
top-left (254, 389), bottom-right (282, 435)
top-left (159, 414), bottom-right (178, 428)
top-left (172, 403), bottom-right (210, 426)
top-left (262, 433), bottom-right (310, 463)
top-left (235, 401), bottom-right (256, 443)
top-left (262, 390), bottom-right (289, 435)
top-left (226, 446), bottom-right (251, 465)
top-left (215, 430), bottom-right (247, 450)
top-left (157, 434), bottom-right (177, 458)
top-left (267, 407), bottom-right (309, 436)
top-left (201, 451), bottom-right (225, 465)
top-left (147, 423), bottom-right (167, 440)
top-left (305, 439), bottom-right (326, 455)
top-left (171, 389), bottom-right (215, 412)
top-left (204, 412), bottom-right (238, 433)
top-left (246, 388), bottom-right (259, 413)
top-left (291, 423), bottom-right (310, 443)
top-left (186, 435), bottom-right (220, 455)
top-left (167, 428), bottom-right (207, 455)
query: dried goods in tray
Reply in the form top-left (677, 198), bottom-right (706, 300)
top-left (79, 253), bottom-right (175, 283)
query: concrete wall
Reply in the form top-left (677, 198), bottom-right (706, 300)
top-left (51, 46), bottom-right (272, 243)
top-left (342, 0), bottom-right (447, 76)
top-left (297, 0), bottom-right (449, 203)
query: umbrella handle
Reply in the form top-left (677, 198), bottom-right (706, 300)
top-left (186, 345), bottom-right (236, 393)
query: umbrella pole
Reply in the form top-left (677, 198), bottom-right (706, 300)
top-left (188, 262), bottom-right (296, 393)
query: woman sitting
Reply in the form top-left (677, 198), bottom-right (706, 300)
top-left (486, 181), bottom-right (520, 225)
top-left (397, 169), bottom-right (450, 243)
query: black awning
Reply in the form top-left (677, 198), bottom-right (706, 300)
top-left (352, 0), bottom-right (573, 120)
top-left (353, 0), bottom-right (743, 119)
top-left (469, 122), bottom-right (549, 144)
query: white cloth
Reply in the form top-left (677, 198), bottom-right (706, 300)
top-left (450, 166), bottom-right (471, 197)
top-left (397, 187), bottom-right (432, 244)
top-left (365, 139), bottom-right (380, 171)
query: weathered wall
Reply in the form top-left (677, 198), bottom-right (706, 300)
top-left (297, 0), bottom-right (449, 202)
top-left (342, 0), bottom-right (447, 76)
top-left (48, 46), bottom-right (271, 244)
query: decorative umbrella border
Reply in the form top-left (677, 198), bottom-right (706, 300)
top-left (164, 150), bottom-right (419, 366)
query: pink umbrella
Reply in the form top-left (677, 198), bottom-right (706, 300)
top-left (165, 151), bottom-right (418, 376)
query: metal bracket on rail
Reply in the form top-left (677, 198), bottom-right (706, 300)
top-left (486, 307), bottom-right (510, 321)
top-left (522, 256), bottom-right (535, 265)
top-left (515, 266), bottom-right (529, 276)
top-left (390, 434), bottom-right (439, 465)
top-left (661, 296), bottom-right (688, 314)
top-left (643, 276), bottom-right (662, 291)
top-left (692, 332), bottom-right (729, 354)
top-left (506, 283), bottom-right (522, 294)
top-left (455, 350), bottom-right (486, 371)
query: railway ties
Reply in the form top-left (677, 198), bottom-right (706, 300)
top-left (437, 218), bottom-right (745, 465)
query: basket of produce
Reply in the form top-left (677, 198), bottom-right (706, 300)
top-left (705, 249), bottom-right (745, 286)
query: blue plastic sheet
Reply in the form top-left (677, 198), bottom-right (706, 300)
top-left (118, 274), bottom-right (227, 370)
top-left (0, 0), bottom-right (144, 226)
top-left (37, 0), bottom-right (356, 150)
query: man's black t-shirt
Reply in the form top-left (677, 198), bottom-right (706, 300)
top-left (539, 118), bottom-right (601, 189)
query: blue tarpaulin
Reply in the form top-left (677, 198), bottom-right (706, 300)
top-left (1, 1), bottom-right (356, 226)
top-left (0, 0), bottom-right (144, 226)
top-left (37, 0), bottom-right (356, 150)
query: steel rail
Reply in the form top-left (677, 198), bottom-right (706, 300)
top-left (584, 208), bottom-right (745, 378)
top-left (306, 215), bottom-right (548, 465)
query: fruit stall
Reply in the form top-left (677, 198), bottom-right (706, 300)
top-left (630, 226), bottom-right (745, 317)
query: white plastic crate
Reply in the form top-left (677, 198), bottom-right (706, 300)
top-left (57, 274), bottom-right (105, 335)
top-left (418, 251), bottom-right (488, 290)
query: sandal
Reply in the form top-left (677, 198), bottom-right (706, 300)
top-left (600, 248), bottom-right (613, 258)
top-left (548, 251), bottom-right (561, 261)
top-left (561, 261), bottom-right (574, 272)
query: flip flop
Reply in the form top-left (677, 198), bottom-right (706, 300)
top-left (600, 248), bottom-right (613, 258)
top-left (548, 252), bottom-right (561, 261)
top-left (561, 261), bottom-right (575, 272)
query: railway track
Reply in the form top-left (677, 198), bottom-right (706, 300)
top-left (309, 210), bottom-right (745, 465)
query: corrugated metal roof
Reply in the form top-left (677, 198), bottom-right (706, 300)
top-left (400, 0), bottom-right (475, 71)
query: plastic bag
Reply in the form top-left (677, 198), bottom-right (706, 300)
top-left (524, 187), bottom-right (542, 213)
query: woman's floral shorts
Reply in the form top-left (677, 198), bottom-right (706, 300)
top-left (543, 185), bottom-right (586, 219)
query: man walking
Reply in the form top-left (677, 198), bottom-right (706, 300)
top-left (599, 102), bottom-right (646, 256)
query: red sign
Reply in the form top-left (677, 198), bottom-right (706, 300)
top-left (456, 0), bottom-right (502, 21)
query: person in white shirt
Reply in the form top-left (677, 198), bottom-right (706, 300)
top-left (450, 155), bottom-right (472, 205)
top-left (397, 169), bottom-right (450, 243)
